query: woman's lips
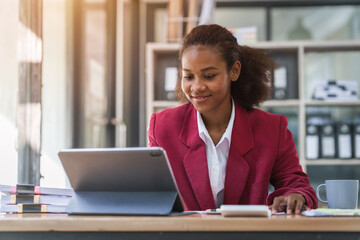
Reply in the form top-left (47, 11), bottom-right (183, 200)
top-left (192, 95), bottom-right (211, 103)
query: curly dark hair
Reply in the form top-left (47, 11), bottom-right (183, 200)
top-left (175, 24), bottom-right (276, 110)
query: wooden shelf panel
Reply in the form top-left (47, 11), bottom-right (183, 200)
top-left (147, 42), bottom-right (179, 53)
top-left (152, 101), bottom-right (180, 108)
top-left (152, 100), bottom-right (301, 109)
top-left (302, 40), bottom-right (360, 51)
top-left (305, 100), bottom-right (360, 106)
top-left (141, 0), bottom-right (168, 3)
top-left (250, 40), bottom-right (360, 51)
top-left (261, 99), bottom-right (300, 108)
top-left (146, 40), bottom-right (360, 51)
top-left (305, 159), bottom-right (360, 166)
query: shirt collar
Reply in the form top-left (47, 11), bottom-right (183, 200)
top-left (197, 99), bottom-right (235, 146)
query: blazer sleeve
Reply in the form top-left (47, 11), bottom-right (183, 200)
top-left (266, 115), bottom-right (318, 209)
top-left (147, 113), bottom-right (159, 147)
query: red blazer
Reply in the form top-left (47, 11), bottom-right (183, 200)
top-left (148, 103), bottom-right (317, 211)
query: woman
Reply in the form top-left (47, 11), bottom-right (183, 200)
top-left (148, 24), bottom-right (317, 214)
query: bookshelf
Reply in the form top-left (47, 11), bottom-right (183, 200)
top-left (146, 41), bottom-right (360, 171)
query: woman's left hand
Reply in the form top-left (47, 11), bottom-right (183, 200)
top-left (269, 193), bottom-right (309, 215)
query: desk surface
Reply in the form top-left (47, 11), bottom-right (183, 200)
top-left (0, 213), bottom-right (359, 232)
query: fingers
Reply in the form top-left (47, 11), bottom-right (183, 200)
top-left (271, 196), bottom-right (280, 213)
top-left (294, 198), bottom-right (303, 214)
top-left (286, 195), bottom-right (304, 214)
top-left (271, 193), bottom-right (307, 215)
top-left (271, 196), bottom-right (286, 214)
top-left (286, 195), bottom-right (295, 214)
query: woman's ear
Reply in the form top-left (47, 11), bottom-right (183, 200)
top-left (230, 61), bottom-right (241, 82)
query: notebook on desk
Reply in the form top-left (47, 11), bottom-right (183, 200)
top-left (58, 147), bottom-right (184, 215)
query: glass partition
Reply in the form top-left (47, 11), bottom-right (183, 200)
top-left (271, 6), bottom-right (360, 41)
top-left (304, 51), bottom-right (360, 100)
top-left (215, 7), bottom-right (267, 41)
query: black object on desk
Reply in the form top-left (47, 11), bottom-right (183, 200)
top-left (58, 147), bottom-right (184, 215)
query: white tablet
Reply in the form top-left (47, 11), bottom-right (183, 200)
top-left (58, 147), bottom-right (184, 215)
top-left (58, 147), bottom-right (178, 192)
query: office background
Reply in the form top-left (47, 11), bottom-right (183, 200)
top-left (0, 0), bottom-right (360, 203)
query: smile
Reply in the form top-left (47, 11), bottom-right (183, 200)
top-left (192, 95), bottom-right (211, 103)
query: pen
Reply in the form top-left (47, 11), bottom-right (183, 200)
top-left (205, 208), bottom-right (222, 213)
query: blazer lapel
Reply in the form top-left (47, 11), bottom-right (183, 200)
top-left (179, 104), bottom-right (215, 210)
top-left (224, 105), bottom-right (254, 204)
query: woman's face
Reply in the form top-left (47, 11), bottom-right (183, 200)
top-left (181, 45), bottom-right (239, 116)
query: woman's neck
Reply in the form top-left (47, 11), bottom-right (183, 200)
top-left (201, 99), bottom-right (232, 145)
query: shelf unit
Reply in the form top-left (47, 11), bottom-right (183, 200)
top-left (146, 41), bottom-right (360, 171)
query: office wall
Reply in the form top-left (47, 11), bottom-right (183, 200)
top-left (40, 0), bottom-right (70, 188)
top-left (0, 0), bottom-right (19, 185)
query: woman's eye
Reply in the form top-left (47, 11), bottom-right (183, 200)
top-left (204, 75), bottom-right (215, 80)
top-left (183, 75), bottom-right (193, 80)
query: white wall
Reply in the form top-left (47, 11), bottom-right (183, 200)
top-left (41, 0), bottom-right (70, 188)
top-left (0, 0), bottom-right (19, 185)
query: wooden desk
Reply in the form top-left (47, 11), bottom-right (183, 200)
top-left (0, 213), bottom-right (359, 240)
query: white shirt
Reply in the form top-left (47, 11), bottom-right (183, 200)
top-left (197, 100), bottom-right (235, 208)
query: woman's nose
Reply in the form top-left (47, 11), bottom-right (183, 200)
top-left (191, 78), bottom-right (206, 92)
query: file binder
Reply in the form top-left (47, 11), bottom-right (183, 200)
top-left (354, 124), bottom-right (360, 158)
top-left (272, 65), bottom-right (287, 100)
top-left (320, 124), bottom-right (337, 158)
top-left (269, 52), bottom-right (298, 100)
top-left (164, 67), bottom-right (178, 100)
top-left (337, 123), bottom-right (352, 159)
top-left (155, 55), bottom-right (178, 101)
top-left (58, 147), bottom-right (184, 215)
top-left (306, 124), bottom-right (320, 159)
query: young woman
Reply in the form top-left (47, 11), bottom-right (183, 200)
top-left (148, 24), bottom-right (317, 214)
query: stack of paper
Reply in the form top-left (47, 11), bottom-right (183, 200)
top-left (0, 184), bottom-right (73, 213)
top-left (302, 208), bottom-right (360, 217)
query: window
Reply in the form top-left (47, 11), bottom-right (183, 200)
top-left (272, 6), bottom-right (360, 41)
top-left (0, 0), bottom-right (117, 187)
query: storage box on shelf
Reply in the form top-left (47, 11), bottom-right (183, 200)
top-left (146, 41), bottom-right (360, 171)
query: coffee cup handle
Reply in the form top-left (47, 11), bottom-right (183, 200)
top-left (316, 184), bottom-right (328, 203)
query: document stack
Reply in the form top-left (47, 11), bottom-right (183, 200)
top-left (0, 184), bottom-right (73, 213)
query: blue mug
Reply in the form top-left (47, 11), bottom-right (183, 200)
top-left (316, 180), bottom-right (359, 209)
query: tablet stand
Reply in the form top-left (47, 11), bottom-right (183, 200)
top-left (66, 191), bottom-right (183, 215)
